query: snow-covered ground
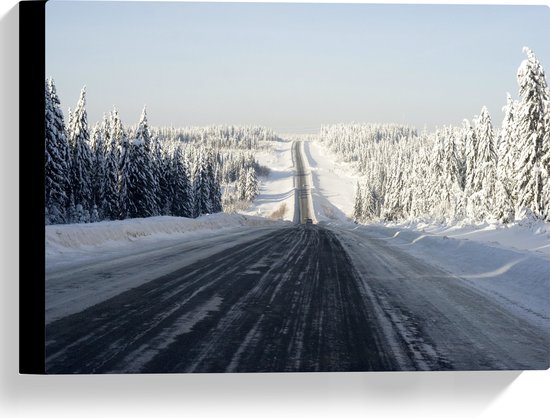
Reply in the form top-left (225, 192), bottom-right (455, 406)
top-left (240, 139), bottom-right (296, 222)
top-left (384, 218), bottom-right (550, 259)
top-left (304, 140), bottom-right (359, 222)
top-left (46, 213), bottom-right (285, 272)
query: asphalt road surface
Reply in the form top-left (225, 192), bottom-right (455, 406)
top-left (46, 226), bottom-right (395, 373)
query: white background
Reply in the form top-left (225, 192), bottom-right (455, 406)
top-left (1, 1), bottom-right (548, 417)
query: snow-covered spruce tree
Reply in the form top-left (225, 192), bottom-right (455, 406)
top-left (157, 144), bottom-right (173, 215)
top-left (398, 143), bottom-right (415, 219)
top-left (367, 185), bottom-right (381, 220)
top-left (427, 131), bottom-right (449, 220)
top-left (443, 126), bottom-right (464, 220)
top-left (462, 120), bottom-right (475, 183)
top-left (192, 152), bottom-right (212, 217)
top-left (151, 133), bottom-right (165, 215)
top-left (409, 137), bottom-right (431, 219)
top-left (383, 146), bottom-right (406, 221)
top-left (236, 166), bottom-right (247, 201)
top-left (45, 78), bottom-right (70, 224)
top-left (67, 87), bottom-right (93, 222)
top-left (112, 108), bottom-right (130, 219)
top-left (90, 122), bottom-right (106, 221)
top-left (102, 113), bottom-right (120, 220)
top-left (211, 167), bottom-right (223, 213)
top-left (515, 47), bottom-right (550, 220)
top-left (463, 118), bottom-right (481, 221)
top-left (454, 125), bottom-right (467, 192)
top-left (170, 145), bottom-right (193, 218)
top-left (472, 106), bottom-right (498, 221)
top-left (244, 166), bottom-right (259, 202)
top-left (495, 94), bottom-right (518, 222)
top-left (353, 182), bottom-right (363, 222)
top-left (127, 107), bottom-right (158, 218)
top-left (205, 150), bottom-right (223, 213)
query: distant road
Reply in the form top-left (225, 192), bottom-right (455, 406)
top-left (292, 141), bottom-right (316, 224)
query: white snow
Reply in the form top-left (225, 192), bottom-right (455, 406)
top-left (240, 139), bottom-right (296, 222)
top-left (304, 140), bottom-right (359, 222)
top-left (46, 212), bottom-right (285, 269)
top-left (384, 218), bottom-right (550, 259)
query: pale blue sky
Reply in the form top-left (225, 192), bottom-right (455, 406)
top-left (46, 1), bottom-right (550, 133)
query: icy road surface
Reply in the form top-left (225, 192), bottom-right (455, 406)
top-left (45, 223), bottom-right (548, 373)
top-left (47, 225), bottom-right (392, 373)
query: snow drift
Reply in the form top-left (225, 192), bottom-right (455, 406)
top-left (46, 213), bottom-right (286, 256)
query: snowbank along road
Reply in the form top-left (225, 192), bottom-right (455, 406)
top-left (45, 140), bottom-right (549, 373)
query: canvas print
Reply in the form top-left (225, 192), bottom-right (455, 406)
top-left (43, 1), bottom-right (549, 373)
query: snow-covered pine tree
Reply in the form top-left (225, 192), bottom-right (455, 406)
top-left (382, 146), bottom-right (405, 220)
top-left (472, 106), bottom-right (498, 220)
top-left (454, 125), bottom-right (467, 191)
top-left (157, 144), bottom-right (173, 215)
top-left (353, 181), bottom-right (363, 222)
top-left (398, 143), bottom-right (414, 219)
top-left (45, 78), bottom-right (70, 224)
top-left (127, 107), bottom-right (158, 218)
top-left (244, 166), bottom-right (259, 202)
top-left (192, 152), bottom-right (211, 217)
top-left (67, 87), bottom-right (93, 221)
top-left (428, 130), bottom-right (448, 219)
top-left (170, 145), bottom-right (193, 217)
top-left (463, 118), bottom-right (480, 220)
top-left (211, 167), bottom-right (223, 213)
top-left (205, 149), bottom-right (223, 213)
top-left (440, 127), bottom-right (464, 220)
top-left (236, 166), bottom-right (247, 201)
top-left (151, 133), bottom-right (164, 215)
top-left (112, 108), bottom-right (131, 219)
top-left (102, 113), bottom-right (120, 220)
top-left (90, 121), bottom-right (106, 221)
top-left (515, 47), bottom-right (550, 219)
top-left (495, 94), bottom-right (518, 222)
top-left (361, 184), bottom-right (380, 221)
top-left (409, 138), bottom-right (430, 219)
